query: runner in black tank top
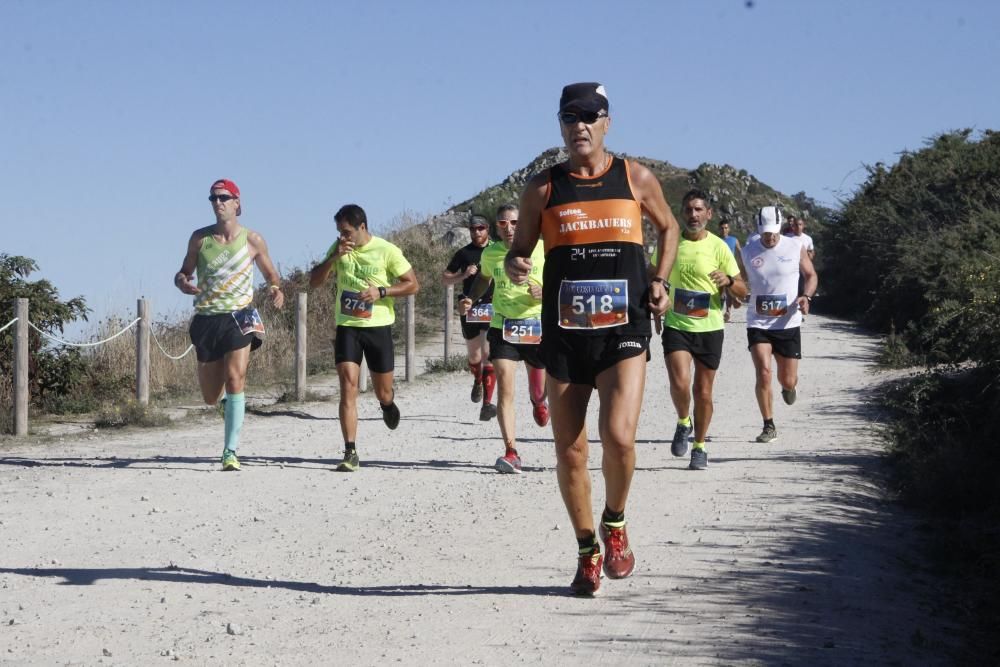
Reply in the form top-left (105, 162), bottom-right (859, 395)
top-left (504, 82), bottom-right (681, 597)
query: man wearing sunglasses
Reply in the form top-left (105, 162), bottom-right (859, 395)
top-left (459, 204), bottom-right (549, 474)
top-left (175, 179), bottom-right (285, 471)
top-left (505, 82), bottom-right (681, 596)
top-left (442, 214), bottom-right (498, 421)
top-left (309, 204), bottom-right (419, 472)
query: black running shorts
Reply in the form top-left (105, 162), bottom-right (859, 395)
top-left (747, 326), bottom-right (802, 359)
top-left (460, 315), bottom-right (490, 341)
top-left (189, 312), bottom-right (262, 363)
top-left (335, 325), bottom-right (395, 373)
top-left (662, 327), bottom-right (724, 371)
top-left (486, 327), bottom-right (544, 368)
top-left (541, 331), bottom-right (649, 388)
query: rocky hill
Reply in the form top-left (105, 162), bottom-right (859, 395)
top-left (420, 147), bottom-right (833, 248)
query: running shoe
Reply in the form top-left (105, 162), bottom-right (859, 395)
top-left (531, 399), bottom-right (550, 427)
top-left (570, 550), bottom-right (604, 597)
top-left (494, 450), bottom-right (522, 474)
top-left (781, 387), bottom-right (797, 405)
top-left (470, 380), bottom-right (483, 403)
top-left (381, 401), bottom-right (400, 430)
top-left (598, 522), bottom-right (636, 579)
top-left (336, 449), bottom-right (360, 472)
top-left (689, 448), bottom-right (708, 470)
top-left (479, 402), bottom-right (497, 421)
top-left (671, 421), bottom-right (693, 457)
top-left (221, 449), bottom-right (240, 472)
top-left (756, 423), bottom-right (778, 443)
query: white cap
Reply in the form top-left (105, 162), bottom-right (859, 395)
top-left (757, 206), bottom-right (782, 234)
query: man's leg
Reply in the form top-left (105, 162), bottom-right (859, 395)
top-left (466, 333), bottom-right (486, 402)
top-left (197, 360), bottom-right (226, 405)
top-left (336, 362), bottom-right (361, 444)
top-left (595, 354), bottom-right (646, 514)
top-left (691, 361), bottom-right (718, 444)
top-left (750, 343), bottom-right (779, 442)
top-left (593, 353), bottom-right (645, 578)
top-left (526, 362), bottom-right (548, 426)
top-left (775, 354), bottom-right (800, 405)
top-left (371, 368), bottom-right (400, 429)
top-left (549, 376), bottom-right (595, 538)
top-left (666, 348), bottom-right (695, 456)
top-left (493, 358), bottom-right (521, 472)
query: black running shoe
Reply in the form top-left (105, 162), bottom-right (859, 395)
top-left (479, 402), bottom-right (497, 422)
top-left (470, 380), bottom-right (483, 403)
top-left (381, 402), bottom-right (400, 430)
top-left (689, 448), bottom-right (708, 470)
top-left (336, 449), bottom-right (360, 472)
top-left (781, 388), bottom-right (797, 405)
top-left (671, 421), bottom-right (693, 457)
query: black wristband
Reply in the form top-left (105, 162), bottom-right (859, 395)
top-left (799, 294), bottom-right (813, 302)
top-left (650, 276), bottom-right (670, 289)
top-left (378, 286), bottom-right (387, 299)
top-left (727, 275), bottom-right (735, 287)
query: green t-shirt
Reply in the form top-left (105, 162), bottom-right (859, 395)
top-left (654, 233), bottom-right (739, 333)
top-left (324, 236), bottom-right (412, 327)
top-left (480, 241), bottom-right (545, 328)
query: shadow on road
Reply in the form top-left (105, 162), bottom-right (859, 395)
top-left (0, 565), bottom-right (567, 598)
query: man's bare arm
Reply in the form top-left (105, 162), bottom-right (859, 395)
top-left (248, 231), bottom-right (285, 309)
top-left (505, 172), bottom-right (547, 284)
top-left (630, 162), bottom-right (680, 315)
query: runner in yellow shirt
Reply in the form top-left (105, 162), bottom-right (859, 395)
top-left (309, 204), bottom-right (419, 472)
top-left (459, 204), bottom-right (548, 473)
top-left (658, 189), bottom-right (747, 470)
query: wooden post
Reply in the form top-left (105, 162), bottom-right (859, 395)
top-left (135, 298), bottom-right (150, 405)
top-left (444, 284), bottom-right (453, 362)
top-left (406, 294), bottom-right (416, 382)
top-left (13, 298), bottom-right (28, 436)
top-left (295, 292), bottom-right (307, 401)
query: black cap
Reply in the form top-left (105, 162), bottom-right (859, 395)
top-left (559, 82), bottom-right (609, 113)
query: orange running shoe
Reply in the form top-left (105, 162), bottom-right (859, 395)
top-left (570, 550), bottom-right (603, 597)
top-left (599, 522), bottom-right (636, 579)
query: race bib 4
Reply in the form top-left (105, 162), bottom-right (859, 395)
top-left (673, 288), bottom-right (711, 318)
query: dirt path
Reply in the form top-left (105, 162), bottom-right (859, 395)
top-left (0, 314), bottom-right (957, 665)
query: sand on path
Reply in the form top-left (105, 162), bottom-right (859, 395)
top-left (0, 313), bottom-right (957, 665)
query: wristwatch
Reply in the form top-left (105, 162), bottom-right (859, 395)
top-left (378, 286), bottom-right (387, 299)
top-left (650, 276), bottom-right (670, 289)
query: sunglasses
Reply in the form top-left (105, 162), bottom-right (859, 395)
top-left (469, 225), bottom-right (489, 232)
top-left (558, 110), bottom-right (607, 125)
top-left (496, 219), bottom-right (518, 227)
top-left (208, 194), bottom-right (236, 203)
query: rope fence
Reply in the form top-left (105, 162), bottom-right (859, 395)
top-left (5, 292), bottom-right (435, 437)
top-left (27, 317), bottom-right (140, 348)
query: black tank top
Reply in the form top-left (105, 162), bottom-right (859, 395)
top-left (539, 157), bottom-right (650, 337)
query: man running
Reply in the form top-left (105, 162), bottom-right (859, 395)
top-left (506, 82), bottom-right (681, 596)
top-left (442, 214), bottom-right (497, 421)
top-left (739, 206), bottom-right (818, 443)
top-left (459, 205), bottom-right (548, 474)
top-left (661, 189), bottom-right (747, 471)
top-left (175, 179), bottom-right (285, 471)
top-left (783, 215), bottom-right (816, 261)
top-left (309, 204), bottom-right (419, 472)
top-left (718, 219), bottom-right (742, 323)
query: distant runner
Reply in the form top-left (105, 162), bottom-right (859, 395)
top-left (739, 206), bottom-right (818, 443)
top-left (660, 189), bottom-right (748, 471)
top-left (175, 179), bottom-right (285, 471)
top-left (718, 219), bottom-right (742, 323)
top-left (459, 205), bottom-right (548, 473)
top-left (506, 82), bottom-right (681, 596)
top-left (309, 204), bottom-right (419, 472)
top-left (442, 214), bottom-right (497, 421)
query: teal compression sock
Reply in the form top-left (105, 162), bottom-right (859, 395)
top-left (223, 392), bottom-right (246, 453)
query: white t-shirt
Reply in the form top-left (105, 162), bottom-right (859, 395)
top-left (783, 232), bottom-right (814, 253)
top-left (741, 236), bottom-right (804, 330)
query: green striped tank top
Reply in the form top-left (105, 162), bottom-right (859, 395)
top-left (195, 228), bottom-right (255, 314)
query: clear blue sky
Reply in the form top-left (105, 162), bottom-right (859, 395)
top-left (2, 0), bottom-right (997, 334)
